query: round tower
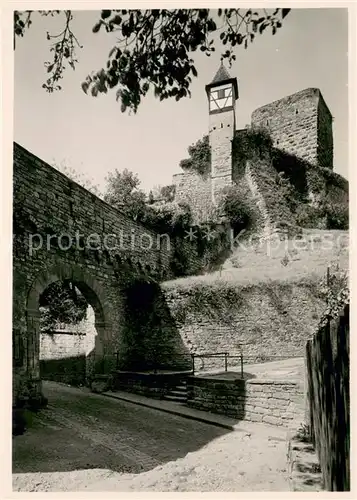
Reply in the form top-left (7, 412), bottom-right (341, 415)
top-left (205, 62), bottom-right (239, 205)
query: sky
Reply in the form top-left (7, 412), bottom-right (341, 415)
top-left (14, 8), bottom-right (348, 194)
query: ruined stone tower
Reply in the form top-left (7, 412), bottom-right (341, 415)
top-left (172, 67), bottom-right (346, 227)
top-left (251, 88), bottom-right (333, 170)
top-left (205, 63), bottom-right (239, 204)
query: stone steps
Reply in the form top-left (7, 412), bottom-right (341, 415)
top-left (163, 380), bottom-right (188, 404)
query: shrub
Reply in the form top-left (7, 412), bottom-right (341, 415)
top-left (179, 135), bottom-right (211, 176)
top-left (232, 126), bottom-right (273, 180)
top-left (220, 184), bottom-right (259, 236)
top-left (142, 201), bottom-right (192, 235)
top-left (317, 265), bottom-right (349, 327)
top-left (296, 200), bottom-right (349, 230)
top-left (295, 204), bottom-right (326, 229)
top-left (325, 202), bottom-right (349, 230)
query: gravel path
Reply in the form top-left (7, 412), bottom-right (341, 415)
top-left (13, 381), bottom-right (291, 492)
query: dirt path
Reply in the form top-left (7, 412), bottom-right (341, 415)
top-left (13, 381), bottom-right (292, 492)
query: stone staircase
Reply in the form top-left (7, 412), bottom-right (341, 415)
top-left (163, 379), bottom-right (188, 404)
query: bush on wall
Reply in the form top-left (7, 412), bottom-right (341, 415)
top-left (317, 265), bottom-right (349, 328)
top-left (142, 200), bottom-right (193, 235)
top-left (295, 204), bottom-right (326, 229)
top-left (232, 126), bottom-right (273, 180)
top-left (325, 201), bottom-right (349, 230)
top-left (179, 135), bottom-right (211, 176)
top-left (219, 184), bottom-right (259, 236)
top-left (295, 200), bottom-right (349, 230)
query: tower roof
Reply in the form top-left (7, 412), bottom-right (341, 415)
top-left (210, 62), bottom-right (232, 85)
top-left (205, 62), bottom-right (239, 99)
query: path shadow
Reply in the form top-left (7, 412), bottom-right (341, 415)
top-left (120, 279), bottom-right (192, 372)
top-left (12, 381), bottom-right (232, 476)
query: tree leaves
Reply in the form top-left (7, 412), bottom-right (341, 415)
top-left (39, 281), bottom-right (88, 330)
top-left (101, 10), bottom-right (112, 19)
top-left (15, 8), bottom-right (290, 111)
top-left (179, 135), bottom-right (211, 176)
top-left (282, 9), bottom-right (291, 19)
top-left (92, 21), bottom-right (102, 33)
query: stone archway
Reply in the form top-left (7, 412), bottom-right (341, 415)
top-left (26, 262), bottom-right (113, 396)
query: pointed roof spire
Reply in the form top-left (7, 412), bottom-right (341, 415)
top-left (210, 62), bottom-right (232, 85)
top-left (205, 61), bottom-right (239, 100)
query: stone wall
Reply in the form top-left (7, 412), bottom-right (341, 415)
top-left (161, 280), bottom-right (326, 371)
top-left (244, 160), bottom-right (276, 238)
top-left (305, 165), bottom-right (349, 212)
top-left (248, 153), bottom-right (348, 230)
top-left (251, 88), bottom-right (331, 169)
top-left (12, 143), bottom-right (190, 403)
top-left (120, 281), bottom-right (192, 371)
top-left (172, 171), bottom-right (213, 224)
top-left (111, 371), bottom-right (190, 399)
top-left (317, 94), bottom-right (333, 170)
top-left (40, 331), bottom-right (94, 361)
top-left (209, 108), bottom-right (235, 203)
top-left (13, 143), bottom-right (172, 281)
top-left (40, 306), bottom-right (96, 361)
top-left (187, 376), bottom-right (304, 428)
top-left (306, 304), bottom-right (350, 491)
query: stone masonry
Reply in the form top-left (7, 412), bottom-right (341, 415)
top-left (187, 376), bottom-right (305, 428)
top-left (39, 306), bottom-right (97, 362)
top-left (161, 280), bottom-right (327, 368)
top-left (206, 64), bottom-right (238, 205)
top-left (13, 143), bottom-right (186, 402)
top-left (172, 73), bottom-right (344, 226)
top-left (251, 88), bottom-right (333, 169)
top-left (172, 171), bottom-right (213, 224)
top-left (209, 109), bottom-right (236, 204)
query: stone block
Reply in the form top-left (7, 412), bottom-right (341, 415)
top-left (263, 415), bottom-right (283, 426)
top-left (249, 412), bottom-right (263, 423)
top-left (253, 406), bottom-right (270, 415)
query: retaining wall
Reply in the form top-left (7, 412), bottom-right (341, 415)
top-left (187, 375), bottom-right (304, 428)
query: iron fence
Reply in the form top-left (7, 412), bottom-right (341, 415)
top-left (89, 351), bottom-right (303, 378)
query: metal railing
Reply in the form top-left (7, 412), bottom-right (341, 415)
top-left (191, 352), bottom-right (244, 378)
top-left (89, 351), bottom-right (303, 378)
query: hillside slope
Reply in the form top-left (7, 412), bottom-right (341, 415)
top-left (160, 229), bottom-right (348, 370)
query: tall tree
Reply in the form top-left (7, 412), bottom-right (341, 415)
top-left (52, 160), bottom-right (102, 198)
top-left (39, 280), bottom-right (88, 331)
top-left (14, 9), bottom-right (290, 113)
top-left (104, 168), bottom-right (148, 221)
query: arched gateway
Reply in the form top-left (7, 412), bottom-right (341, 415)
top-left (13, 143), bottom-right (175, 403)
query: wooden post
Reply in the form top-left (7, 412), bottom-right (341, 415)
top-left (327, 266), bottom-right (330, 287)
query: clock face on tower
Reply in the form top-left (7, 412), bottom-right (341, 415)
top-left (209, 84), bottom-right (234, 112)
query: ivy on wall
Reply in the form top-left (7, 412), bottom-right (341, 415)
top-left (317, 265), bottom-right (349, 328)
top-left (165, 277), bottom-right (324, 329)
top-left (179, 135), bottom-right (211, 177)
top-left (219, 183), bottom-right (260, 235)
top-left (232, 126), bottom-right (273, 181)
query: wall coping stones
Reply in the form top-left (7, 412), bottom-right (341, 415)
top-left (188, 375), bottom-right (301, 387)
top-left (247, 379), bottom-right (302, 386)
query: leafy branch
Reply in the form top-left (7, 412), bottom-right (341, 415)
top-left (14, 8), bottom-right (290, 112)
